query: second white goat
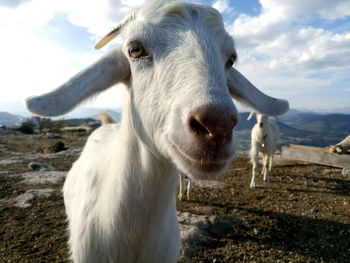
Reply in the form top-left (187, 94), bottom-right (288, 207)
top-left (248, 112), bottom-right (280, 188)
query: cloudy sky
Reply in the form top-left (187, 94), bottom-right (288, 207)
top-left (0, 0), bottom-right (349, 116)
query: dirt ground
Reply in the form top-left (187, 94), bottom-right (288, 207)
top-left (0, 132), bottom-right (349, 262)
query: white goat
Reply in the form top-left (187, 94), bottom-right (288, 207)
top-left (248, 112), bottom-right (279, 188)
top-left (26, 0), bottom-right (289, 262)
top-left (329, 135), bottom-right (350, 154)
top-left (178, 174), bottom-right (192, 201)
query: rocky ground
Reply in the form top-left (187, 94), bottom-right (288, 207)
top-left (0, 131), bottom-right (349, 262)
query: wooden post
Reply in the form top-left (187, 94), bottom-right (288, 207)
top-left (281, 144), bottom-right (350, 169)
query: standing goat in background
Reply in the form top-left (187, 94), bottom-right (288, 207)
top-left (248, 112), bottom-right (280, 188)
top-left (26, 0), bottom-right (289, 262)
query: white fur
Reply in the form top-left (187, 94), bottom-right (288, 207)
top-left (248, 112), bottom-right (279, 188)
top-left (26, 0), bottom-right (289, 262)
top-left (329, 135), bottom-right (350, 154)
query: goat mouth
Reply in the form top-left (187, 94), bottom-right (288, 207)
top-left (169, 141), bottom-right (232, 174)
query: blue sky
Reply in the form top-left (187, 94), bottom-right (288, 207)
top-left (0, 0), bottom-right (349, 116)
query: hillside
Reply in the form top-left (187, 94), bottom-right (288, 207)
top-left (0, 111), bottom-right (25, 126)
top-left (278, 111), bottom-right (350, 135)
top-left (292, 114), bottom-right (350, 136)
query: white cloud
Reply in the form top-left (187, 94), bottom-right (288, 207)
top-left (212, 0), bottom-right (234, 15)
top-left (0, 4), bottom-right (92, 99)
top-left (226, 0), bottom-right (350, 109)
top-left (47, 0), bottom-right (145, 37)
top-left (261, 0), bottom-right (350, 20)
top-left (0, 0), bottom-right (144, 113)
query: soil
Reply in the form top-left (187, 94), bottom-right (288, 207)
top-left (0, 132), bottom-right (349, 262)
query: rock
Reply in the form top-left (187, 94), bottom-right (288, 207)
top-left (12, 189), bottom-right (55, 208)
top-left (0, 147), bottom-right (82, 167)
top-left (196, 180), bottom-right (229, 189)
top-left (193, 205), bottom-right (216, 214)
top-left (10, 171), bottom-right (67, 185)
top-left (42, 141), bottom-right (67, 154)
top-left (46, 132), bottom-right (61, 139)
top-left (177, 212), bottom-right (241, 260)
top-left (0, 157), bottom-right (22, 165)
top-left (27, 162), bottom-right (54, 171)
top-left (342, 168), bottom-right (350, 176)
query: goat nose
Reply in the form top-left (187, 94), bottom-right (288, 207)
top-left (188, 106), bottom-right (237, 142)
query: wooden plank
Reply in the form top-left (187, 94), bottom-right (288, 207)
top-left (281, 144), bottom-right (350, 169)
top-left (287, 144), bottom-right (330, 154)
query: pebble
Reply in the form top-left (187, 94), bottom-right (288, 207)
top-left (342, 168), bottom-right (350, 176)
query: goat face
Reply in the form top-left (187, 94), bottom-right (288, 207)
top-left (123, 5), bottom-right (238, 179)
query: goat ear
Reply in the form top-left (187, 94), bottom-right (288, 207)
top-left (26, 48), bottom-right (130, 117)
top-left (95, 10), bottom-right (137, 49)
top-left (95, 28), bottom-right (121, 50)
top-left (228, 68), bottom-right (289, 116)
top-left (247, 112), bottom-right (255, 121)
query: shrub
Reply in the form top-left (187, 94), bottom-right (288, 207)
top-left (16, 121), bottom-right (35, 134)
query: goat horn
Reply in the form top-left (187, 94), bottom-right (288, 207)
top-left (95, 10), bottom-right (138, 49)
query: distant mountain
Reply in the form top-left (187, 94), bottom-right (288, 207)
top-left (62, 107), bottom-right (122, 122)
top-left (54, 108), bottom-right (122, 127)
top-left (90, 109), bottom-right (122, 123)
top-left (63, 108), bottom-right (122, 119)
top-left (0, 107), bottom-right (122, 127)
top-left (277, 109), bottom-right (320, 126)
top-left (314, 107), bottom-right (350, 114)
top-left (0, 111), bottom-right (26, 126)
top-left (278, 112), bottom-right (350, 137)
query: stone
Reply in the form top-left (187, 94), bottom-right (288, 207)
top-left (10, 171), bottom-right (67, 185)
top-left (46, 132), bottom-right (61, 139)
top-left (177, 212), bottom-right (241, 260)
top-left (27, 162), bottom-right (54, 171)
top-left (12, 189), bottom-right (55, 208)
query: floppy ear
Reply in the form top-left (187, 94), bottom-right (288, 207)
top-left (247, 111), bottom-right (255, 121)
top-left (26, 48), bottom-right (130, 117)
top-left (228, 68), bottom-right (289, 116)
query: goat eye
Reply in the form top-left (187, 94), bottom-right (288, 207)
top-left (128, 42), bottom-right (147, 58)
top-left (225, 55), bottom-right (236, 68)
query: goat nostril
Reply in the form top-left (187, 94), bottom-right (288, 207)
top-left (188, 116), bottom-right (209, 135)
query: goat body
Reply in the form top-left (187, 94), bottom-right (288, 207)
top-left (249, 112), bottom-right (279, 188)
top-left (26, 0), bottom-right (289, 262)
